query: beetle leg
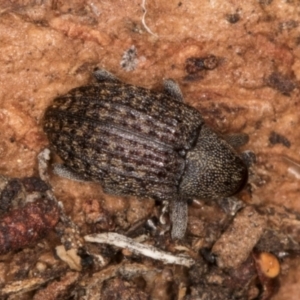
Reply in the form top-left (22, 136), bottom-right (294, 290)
top-left (170, 196), bottom-right (188, 239)
top-left (93, 69), bottom-right (121, 83)
top-left (163, 79), bottom-right (184, 102)
top-left (217, 196), bottom-right (245, 216)
top-left (223, 133), bottom-right (249, 148)
top-left (240, 150), bottom-right (256, 167)
top-left (52, 164), bottom-right (90, 182)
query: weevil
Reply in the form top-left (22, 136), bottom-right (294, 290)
top-left (43, 69), bottom-right (248, 239)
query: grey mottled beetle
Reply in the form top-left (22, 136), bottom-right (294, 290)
top-left (43, 69), bottom-right (248, 239)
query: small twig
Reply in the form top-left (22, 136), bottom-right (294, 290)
top-left (282, 155), bottom-right (300, 180)
top-left (38, 148), bottom-right (51, 183)
top-left (84, 232), bottom-right (195, 267)
top-left (0, 268), bottom-right (67, 296)
top-left (141, 0), bottom-right (158, 37)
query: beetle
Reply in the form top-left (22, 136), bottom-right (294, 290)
top-left (43, 69), bottom-right (248, 239)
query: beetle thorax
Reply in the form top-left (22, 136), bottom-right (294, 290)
top-left (179, 125), bottom-right (248, 200)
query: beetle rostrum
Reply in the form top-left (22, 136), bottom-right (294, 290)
top-left (43, 69), bottom-right (248, 239)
